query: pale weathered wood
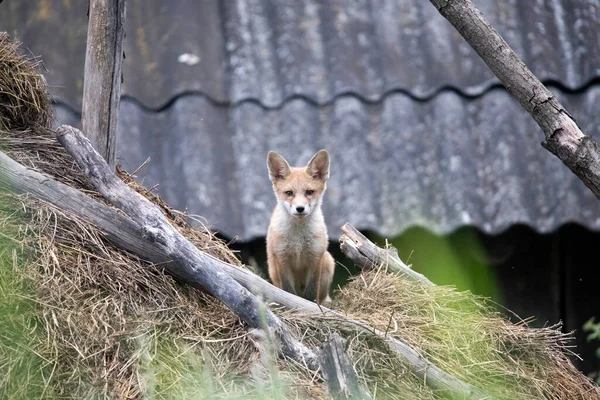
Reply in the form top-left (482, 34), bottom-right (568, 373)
top-left (53, 125), bottom-right (321, 373)
top-left (0, 148), bottom-right (320, 370)
top-left (429, 0), bottom-right (600, 199)
top-left (321, 333), bottom-right (372, 400)
top-left (81, 0), bottom-right (126, 166)
top-left (339, 223), bottom-right (432, 286)
top-left (0, 129), bottom-right (490, 398)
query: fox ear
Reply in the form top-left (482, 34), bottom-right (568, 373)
top-left (267, 151), bottom-right (291, 182)
top-left (306, 149), bottom-right (329, 181)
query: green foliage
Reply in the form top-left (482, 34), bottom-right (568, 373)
top-left (583, 317), bottom-right (600, 384)
top-left (139, 333), bottom-right (289, 400)
top-left (584, 318), bottom-right (600, 343)
top-left (368, 227), bottom-right (500, 301)
top-left (140, 298), bottom-right (289, 399)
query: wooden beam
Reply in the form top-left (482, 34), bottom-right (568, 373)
top-left (81, 0), bottom-right (126, 167)
top-left (429, 0), bottom-right (600, 199)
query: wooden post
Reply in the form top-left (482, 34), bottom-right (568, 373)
top-left (321, 333), bottom-right (372, 399)
top-left (429, 0), bottom-right (600, 200)
top-left (81, 0), bottom-right (126, 167)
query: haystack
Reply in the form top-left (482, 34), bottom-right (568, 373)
top-left (0, 32), bottom-right (599, 399)
top-left (0, 33), bottom-right (52, 131)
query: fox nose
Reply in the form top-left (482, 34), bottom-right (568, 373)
top-left (296, 206), bottom-right (305, 213)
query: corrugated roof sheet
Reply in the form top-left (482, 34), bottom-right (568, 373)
top-left (7, 0), bottom-right (600, 239)
top-left (4, 0), bottom-right (599, 107)
top-left (53, 85), bottom-right (600, 240)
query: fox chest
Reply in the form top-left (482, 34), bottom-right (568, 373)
top-left (273, 230), bottom-right (326, 271)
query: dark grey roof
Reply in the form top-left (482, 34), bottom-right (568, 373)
top-left (7, 0), bottom-right (600, 239)
top-left (4, 0), bottom-right (600, 107)
top-left (53, 85), bottom-right (600, 240)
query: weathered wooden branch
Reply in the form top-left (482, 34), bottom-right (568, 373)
top-left (320, 333), bottom-right (372, 400)
top-left (54, 125), bottom-right (320, 373)
top-left (339, 223), bottom-right (433, 286)
top-left (81, 0), bottom-right (126, 167)
top-left (429, 0), bottom-right (600, 199)
top-left (0, 128), bottom-right (490, 399)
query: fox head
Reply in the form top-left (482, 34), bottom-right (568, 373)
top-left (267, 150), bottom-right (330, 218)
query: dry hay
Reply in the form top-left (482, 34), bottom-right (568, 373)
top-left (0, 32), bottom-right (599, 400)
top-left (328, 268), bottom-right (600, 399)
top-left (0, 33), bottom-right (322, 399)
top-left (0, 128), bottom-right (326, 399)
top-left (0, 33), bottom-right (52, 132)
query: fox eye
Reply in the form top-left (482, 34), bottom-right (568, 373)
top-left (285, 190), bottom-right (293, 196)
top-left (306, 190), bottom-right (314, 195)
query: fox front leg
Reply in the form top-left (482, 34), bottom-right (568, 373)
top-left (280, 274), bottom-right (296, 296)
top-left (303, 261), bottom-right (322, 303)
top-left (302, 279), bottom-right (318, 303)
top-left (267, 252), bottom-right (296, 295)
top-left (303, 253), bottom-right (334, 304)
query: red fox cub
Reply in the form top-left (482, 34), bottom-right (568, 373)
top-left (266, 150), bottom-right (335, 304)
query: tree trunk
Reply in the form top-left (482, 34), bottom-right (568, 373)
top-left (81, 0), bottom-right (126, 167)
top-left (429, 0), bottom-right (600, 199)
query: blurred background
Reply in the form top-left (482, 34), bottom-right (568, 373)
top-left (3, 0), bottom-right (600, 378)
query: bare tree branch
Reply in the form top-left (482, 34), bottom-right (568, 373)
top-left (54, 125), bottom-right (320, 372)
top-left (0, 126), bottom-right (491, 399)
top-left (429, 0), bottom-right (600, 199)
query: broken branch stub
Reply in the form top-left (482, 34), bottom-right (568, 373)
top-left (339, 223), bottom-right (432, 286)
top-left (53, 124), bottom-right (320, 372)
top-left (429, 0), bottom-right (600, 200)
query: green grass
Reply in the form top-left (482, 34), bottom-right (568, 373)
top-left (139, 332), bottom-right (290, 400)
top-left (0, 209), bottom-right (54, 399)
top-left (0, 226), bottom-right (292, 399)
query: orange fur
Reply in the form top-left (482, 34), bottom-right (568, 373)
top-left (266, 150), bottom-right (335, 304)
